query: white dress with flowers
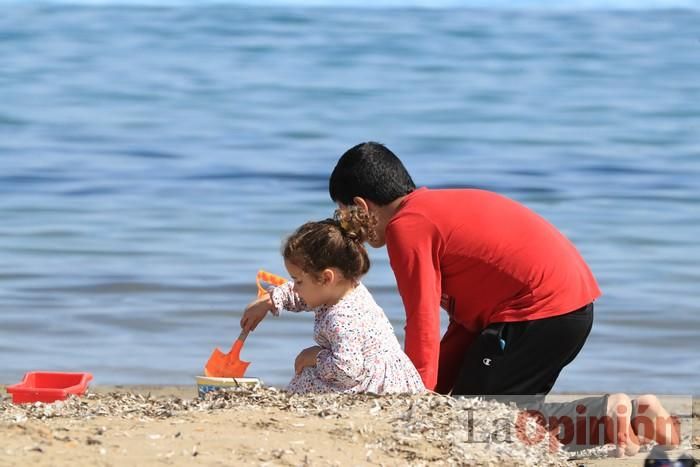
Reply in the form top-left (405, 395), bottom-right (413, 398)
top-left (269, 281), bottom-right (425, 395)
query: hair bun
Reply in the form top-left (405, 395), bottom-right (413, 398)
top-left (334, 207), bottom-right (371, 244)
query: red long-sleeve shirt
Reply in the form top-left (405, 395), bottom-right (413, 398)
top-left (385, 188), bottom-right (601, 392)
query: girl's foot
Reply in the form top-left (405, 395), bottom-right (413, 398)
top-left (631, 394), bottom-right (681, 448)
top-left (606, 393), bottom-right (641, 457)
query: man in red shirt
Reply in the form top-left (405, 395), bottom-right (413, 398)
top-left (329, 141), bottom-right (601, 396)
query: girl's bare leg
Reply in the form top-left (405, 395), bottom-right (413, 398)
top-left (606, 393), bottom-right (641, 457)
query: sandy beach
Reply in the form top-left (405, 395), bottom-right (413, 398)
top-left (1, 385), bottom-right (696, 467)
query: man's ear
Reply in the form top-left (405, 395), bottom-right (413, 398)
top-left (321, 268), bottom-right (335, 285)
top-left (352, 196), bottom-right (370, 213)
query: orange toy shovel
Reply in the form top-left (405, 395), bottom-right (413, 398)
top-left (203, 270), bottom-right (288, 378)
top-left (204, 330), bottom-right (251, 378)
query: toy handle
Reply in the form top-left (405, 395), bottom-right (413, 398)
top-left (256, 270), bottom-right (288, 298)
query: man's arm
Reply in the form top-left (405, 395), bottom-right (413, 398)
top-left (386, 213), bottom-right (443, 390)
top-left (435, 319), bottom-right (476, 394)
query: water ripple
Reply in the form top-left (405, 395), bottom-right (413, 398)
top-left (0, 5), bottom-right (698, 391)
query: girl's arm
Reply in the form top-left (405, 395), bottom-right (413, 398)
top-left (268, 281), bottom-right (310, 314)
top-left (241, 294), bottom-right (275, 332)
top-left (315, 309), bottom-right (365, 386)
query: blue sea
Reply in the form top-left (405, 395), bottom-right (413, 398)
top-left (1, 1), bottom-right (698, 394)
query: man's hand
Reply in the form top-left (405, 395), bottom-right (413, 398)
top-left (240, 294), bottom-right (274, 333)
top-left (294, 345), bottom-right (322, 375)
top-left (440, 293), bottom-right (451, 311)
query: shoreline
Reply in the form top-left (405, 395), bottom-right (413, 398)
top-left (1, 385), bottom-right (697, 466)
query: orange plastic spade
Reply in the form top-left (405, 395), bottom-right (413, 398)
top-left (204, 330), bottom-right (250, 378)
top-left (203, 270), bottom-right (288, 378)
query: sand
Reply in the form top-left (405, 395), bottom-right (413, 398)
top-left (1, 385), bottom-right (697, 467)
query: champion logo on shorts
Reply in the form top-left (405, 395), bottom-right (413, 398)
top-left (483, 358), bottom-right (492, 366)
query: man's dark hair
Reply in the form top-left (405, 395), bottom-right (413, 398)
top-left (329, 142), bottom-right (416, 206)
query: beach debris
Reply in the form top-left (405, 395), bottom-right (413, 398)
top-left (3, 386), bottom-right (687, 466)
top-left (271, 448), bottom-right (288, 459)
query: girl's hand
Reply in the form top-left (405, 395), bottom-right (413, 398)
top-left (241, 294), bottom-right (274, 332)
top-left (294, 345), bottom-right (322, 375)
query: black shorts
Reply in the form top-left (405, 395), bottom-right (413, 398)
top-left (452, 303), bottom-right (594, 396)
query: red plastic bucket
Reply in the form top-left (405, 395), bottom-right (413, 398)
top-left (6, 371), bottom-right (93, 404)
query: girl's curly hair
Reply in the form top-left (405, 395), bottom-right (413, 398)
top-left (283, 208), bottom-right (376, 281)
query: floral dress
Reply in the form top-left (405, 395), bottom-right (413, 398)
top-left (269, 281), bottom-right (425, 395)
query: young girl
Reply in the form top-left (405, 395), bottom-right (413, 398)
top-left (240, 209), bottom-right (424, 395)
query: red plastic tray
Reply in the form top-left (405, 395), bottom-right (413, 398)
top-left (6, 371), bottom-right (93, 404)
